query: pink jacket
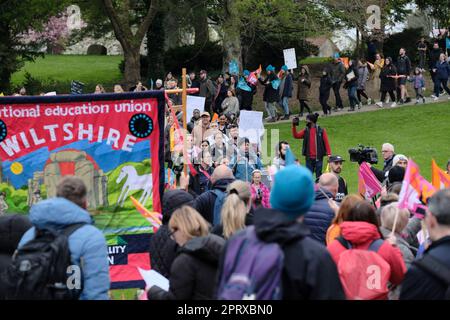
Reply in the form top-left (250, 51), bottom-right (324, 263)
top-left (250, 183), bottom-right (271, 208)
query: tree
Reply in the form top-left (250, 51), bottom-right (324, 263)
top-left (209, 0), bottom-right (335, 72)
top-left (415, 0), bottom-right (450, 29)
top-left (72, 0), bottom-right (160, 88)
top-left (320, 0), bottom-right (410, 55)
top-left (0, 0), bottom-right (67, 93)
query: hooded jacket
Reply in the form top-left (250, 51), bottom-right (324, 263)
top-left (18, 198), bottom-right (110, 300)
top-left (435, 60), bottom-right (450, 80)
top-left (304, 189), bottom-right (336, 244)
top-left (232, 208), bottom-right (345, 299)
top-left (400, 236), bottom-right (450, 300)
top-left (0, 215), bottom-right (32, 299)
top-left (148, 234), bottom-right (225, 300)
top-left (327, 221), bottom-right (407, 298)
top-left (193, 178), bottom-right (235, 224)
top-left (258, 73), bottom-right (280, 103)
top-left (149, 190), bottom-right (194, 279)
top-left (297, 66), bottom-right (311, 101)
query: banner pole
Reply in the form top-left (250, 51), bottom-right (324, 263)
top-left (182, 68), bottom-right (188, 177)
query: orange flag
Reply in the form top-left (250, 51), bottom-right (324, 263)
top-left (211, 113), bottom-right (219, 122)
top-left (432, 159), bottom-right (450, 189)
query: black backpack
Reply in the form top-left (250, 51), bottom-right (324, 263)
top-left (2, 223), bottom-right (86, 300)
top-left (414, 254), bottom-right (450, 300)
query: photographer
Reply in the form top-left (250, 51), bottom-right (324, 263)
top-left (370, 143), bottom-right (396, 183)
top-left (292, 113), bottom-right (331, 179)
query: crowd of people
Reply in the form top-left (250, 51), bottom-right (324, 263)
top-left (1, 35), bottom-right (450, 301)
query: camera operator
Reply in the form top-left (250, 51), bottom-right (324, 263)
top-left (292, 113), bottom-right (331, 179)
top-left (328, 155), bottom-right (348, 203)
top-left (370, 142), bottom-right (396, 183)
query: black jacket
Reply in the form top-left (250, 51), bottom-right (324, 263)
top-left (148, 225), bottom-right (178, 279)
top-left (319, 75), bottom-right (333, 96)
top-left (429, 48), bottom-right (443, 70)
top-left (371, 154), bottom-right (395, 183)
top-left (249, 208), bottom-right (344, 299)
top-left (396, 55), bottom-right (412, 75)
top-left (193, 178), bottom-right (235, 224)
top-left (343, 64), bottom-right (359, 88)
top-left (259, 74), bottom-right (280, 103)
top-left (148, 234), bottom-right (225, 300)
top-left (237, 82), bottom-right (257, 111)
top-left (304, 189), bottom-right (335, 245)
top-left (188, 165), bottom-right (214, 196)
top-left (0, 215), bottom-right (32, 299)
top-left (400, 236), bottom-right (450, 300)
top-left (379, 64), bottom-right (397, 92)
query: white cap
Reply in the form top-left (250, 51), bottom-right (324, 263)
top-left (156, 79), bottom-right (163, 85)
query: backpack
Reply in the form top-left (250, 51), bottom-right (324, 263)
top-left (217, 226), bottom-right (284, 300)
top-left (414, 254), bottom-right (450, 300)
top-left (2, 223), bottom-right (86, 300)
top-left (335, 237), bottom-right (391, 300)
top-left (212, 189), bottom-right (227, 227)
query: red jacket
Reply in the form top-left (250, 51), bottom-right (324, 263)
top-left (292, 125), bottom-right (331, 159)
top-left (327, 221), bottom-right (406, 289)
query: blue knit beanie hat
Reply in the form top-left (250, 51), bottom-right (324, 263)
top-left (266, 64), bottom-right (275, 72)
top-left (243, 69), bottom-right (250, 76)
top-left (270, 165), bottom-right (315, 219)
top-left (281, 65), bottom-right (288, 71)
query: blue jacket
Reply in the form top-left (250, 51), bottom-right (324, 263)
top-left (18, 198), bottom-right (110, 300)
top-left (303, 189), bottom-right (335, 245)
top-left (435, 61), bottom-right (450, 80)
top-left (229, 151), bottom-right (262, 182)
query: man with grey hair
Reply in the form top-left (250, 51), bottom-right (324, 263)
top-left (16, 176), bottom-right (110, 300)
top-left (304, 173), bottom-right (339, 244)
top-left (192, 165), bottom-right (235, 225)
top-left (400, 189), bottom-right (450, 300)
top-left (371, 142), bottom-right (396, 182)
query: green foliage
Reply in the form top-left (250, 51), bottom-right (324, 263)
top-left (0, 0), bottom-right (68, 92)
top-left (415, 0), bottom-right (450, 27)
top-left (0, 183), bottom-right (29, 213)
top-left (384, 28), bottom-right (424, 64)
top-left (163, 41), bottom-right (224, 74)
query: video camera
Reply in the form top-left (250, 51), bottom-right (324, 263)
top-left (348, 144), bottom-right (378, 164)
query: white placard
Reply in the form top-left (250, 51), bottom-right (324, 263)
top-left (186, 95), bottom-right (205, 121)
top-left (239, 110), bottom-right (264, 144)
top-left (283, 48), bottom-right (297, 70)
top-left (138, 268), bottom-right (169, 291)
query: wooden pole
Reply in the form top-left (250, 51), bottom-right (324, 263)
top-left (182, 68), bottom-right (188, 177)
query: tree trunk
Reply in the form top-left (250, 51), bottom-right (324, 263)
top-left (147, 10), bottom-right (166, 81)
top-left (193, 1), bottom-right (209, 46)
top-left (222, 0), bottom-right (242, 74)
top-left (123, 48), bottom-right (141, 89)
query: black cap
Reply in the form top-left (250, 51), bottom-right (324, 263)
top-left (329, 155), bottom-right (345, 163)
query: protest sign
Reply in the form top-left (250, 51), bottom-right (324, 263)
top-left (238, 110), bottom-right (264, 144)
top-left (71, 80), bottom-right (84, 95)
top-left (186, 95), bottom-right (205, 121)
top-left (1, 91), bottom-right (166, 290)
top-left (283, 48), bottom-right (297, 70)
top-left (229, 59), bottom-right (239, 75)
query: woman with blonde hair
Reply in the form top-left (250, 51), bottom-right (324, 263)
top-left (325, 194), bottom-right (363, 245)
top-left (212, 180), bottom-right (252, 239)
top-left (147, 206), bottom-right (225, 300)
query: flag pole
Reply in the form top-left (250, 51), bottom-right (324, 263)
top-left (182, 68), bottom-right (188, 177)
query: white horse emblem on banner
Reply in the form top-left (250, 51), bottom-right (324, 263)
top-left (116, 166), bottom-right (152, 206)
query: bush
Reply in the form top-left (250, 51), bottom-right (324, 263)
top-left (383, 28), bottom-right (424, 64)
top-left (163, 41), bottom-right (223, 75)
